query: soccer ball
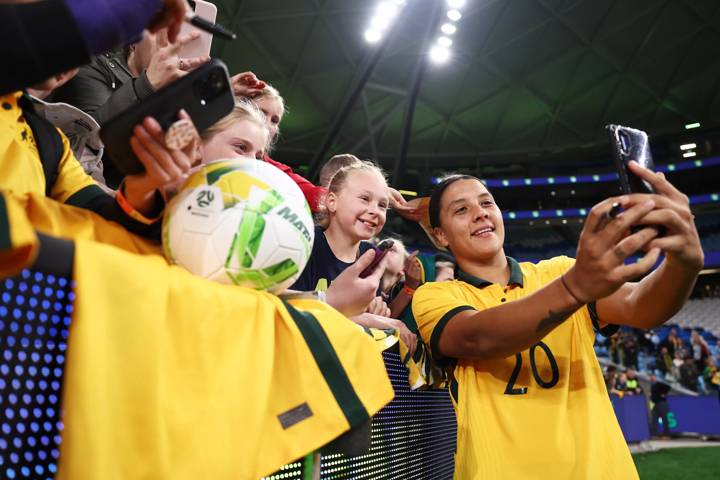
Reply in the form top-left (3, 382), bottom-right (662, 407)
top-left (162, 158), bottom-right (314, 293)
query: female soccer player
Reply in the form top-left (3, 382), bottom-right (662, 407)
top-left (412, 161), bottom-right (703, 479)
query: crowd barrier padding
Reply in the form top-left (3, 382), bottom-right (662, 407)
top-left (667, 395), bottom-right (720, 436)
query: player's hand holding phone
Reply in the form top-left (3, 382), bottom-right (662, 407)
top-left (563, 162), bottom-right (702, 304)
top-left (624, 161), bottom-right (703, 271)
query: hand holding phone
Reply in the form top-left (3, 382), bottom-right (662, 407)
top-left (101, 59), bottom-right (234, 176)
top-left (359, 239), bottom-right (394, 278)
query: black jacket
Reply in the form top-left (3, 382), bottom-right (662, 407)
top-left (52, 52), bottom-right (156, 187)
top-left (0, 0), bottom-right (89, 96)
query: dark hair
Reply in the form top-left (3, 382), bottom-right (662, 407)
top-left (428, 174), bottom-right (479, 229)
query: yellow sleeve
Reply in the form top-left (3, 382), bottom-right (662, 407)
top-left (412, 281), bottom-right (476, 360)
top-left (49, 129), bottom-right (97, 203)
top-left (0, 192), bottom-right (39, 277)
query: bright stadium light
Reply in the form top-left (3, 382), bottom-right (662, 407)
top-left (447, 0), bottom-right (466, 8)
top-left (685, 122), bottom-right (701, 130)
top-left (683, 151), bottom-right (697, 158)
top-left (429, 44), bottom-right (450, 63)
top-left (447, 9), bottom-right (462, 21)
top-left (437, 36), bottom-right (453, 47)
top-left (363, 0), bottom-right (409, 44)
top-left (680, 143), bottom-right (697, 150)
top-left (364, 28), bottom-right (382, 43)
top-left (441, 23), bottom-right (457, 35)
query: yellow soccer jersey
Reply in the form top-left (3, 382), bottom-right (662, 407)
top-left (412, 256), bottom-right (637, 480)
top-left (0, 92), bottom-right (95, 202)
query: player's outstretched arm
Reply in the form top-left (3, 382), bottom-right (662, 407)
top-left (436, 197), bottom-right (660, 361)
top-left (594, 161), bottom-right (704, 329)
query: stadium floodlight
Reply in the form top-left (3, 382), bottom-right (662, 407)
top-left (437, 36), bottom-right (453, 47)
top-left (683, 151), bottom-right (697, 158)
top-left (680, 143), bottom-right (697, 151)
top-left (363, 0), bottom-right (409, 44)
top-left (364, 28), bottom-right (382, 43)
top-left (447, 9), bottom-right (462, 21)
top-left (441, 23), bottom-right (457, 35)
top-left (685, 122), bottom-right (701, 130)
top-left (429, 44), bottom-right (451, 63)
top-left (447, 0), bottom-right (466, 8)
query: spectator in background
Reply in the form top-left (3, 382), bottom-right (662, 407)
top-left (703, 357), bottom-right (719, 395)
top-left (609, 333), bottom-right (623, 365)
top-left (625, 369), bottom-right (643, 395)
top-left (605, 365), bottom-right (619, 395)
top-left (614, 372), bottom-right (628, 396)
top-left (52, 29), bottom-right (209, 188)
top-left (662, 328), bottom-right (682, 358)
top-left (655, 346), bottom-right (674, 379)
top-left (691, 330), bottom-right (709, 372)
top-left (679, 356), bottom-right (699, 392)
top-left (649, 374), bottom-right (672, 439)
top-left (434, 250), bottom-right (456, 282)
top-left (623, 332), bottom-right (639, 369)
top-left (378, 240), bottom-right (424, 320)
top-left (319, 154), bottom-right (362, 188)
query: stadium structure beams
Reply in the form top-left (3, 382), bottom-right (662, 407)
top-left (391, 0), bottom-right (443, 187)
top-left (361, 92), bottom-right (379, 161)
top-left (306, 8), bottom-right (409, 181)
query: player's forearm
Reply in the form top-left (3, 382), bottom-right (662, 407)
top-left (602, 260), bottom-right (699, 329)
top-left (450, 278), bottom-right (581, 360)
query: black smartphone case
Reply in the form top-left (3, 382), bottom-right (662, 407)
top-left (606, 124), bottom-right (656, 194)
top-left (100, 59), bottom-right (235, 176)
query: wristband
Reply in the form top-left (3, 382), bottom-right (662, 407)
top-left (560, 274), bottom-right (586, 305)
top-left (402, 286), bottom-right (416, 296)
top-left (115, 181), bottom-right (162, 225)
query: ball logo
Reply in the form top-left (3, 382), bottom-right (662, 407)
top-left (196, 189), bottom-right (215, 208)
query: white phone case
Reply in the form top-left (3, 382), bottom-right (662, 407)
top-left (179, 0), bottom-right (217, 59)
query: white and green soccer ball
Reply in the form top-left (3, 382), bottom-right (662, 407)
top-left (162, 158), bottom-right (314, 293)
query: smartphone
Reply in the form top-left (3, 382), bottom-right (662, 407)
top-left (359, 239), bottom-right (394, 279)
top-left (179, 0), bottom-right (217, 59)
top-left (606, 124), bottom-right (656, 195)
top-left (606, 124), bottom-right (663, 236)
top-left (100, 59), bottom-right (234, 176)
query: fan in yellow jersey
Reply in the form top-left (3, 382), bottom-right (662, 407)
top-left (412, 162), bottom-right (703, 479)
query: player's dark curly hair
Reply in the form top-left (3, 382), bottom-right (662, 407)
top-left (428, 174), bottom-right (480, 229)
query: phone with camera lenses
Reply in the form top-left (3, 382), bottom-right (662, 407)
top-left (606, 124), bottom-right (656, 195)
top-left (100, 59), bottom-right (234, 176)
top-left (359, 239), bottom-right (394, 279)
top-left (606, 124), bottom-right (664, 236)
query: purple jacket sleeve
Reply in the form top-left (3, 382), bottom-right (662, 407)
top-left (64, 0), bottom-right (163, 54)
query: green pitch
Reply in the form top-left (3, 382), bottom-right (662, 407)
top-left (633, 447), bottom-right (720, 479)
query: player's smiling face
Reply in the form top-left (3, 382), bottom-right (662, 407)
top-left (434, 178), bottom-right (505, 263)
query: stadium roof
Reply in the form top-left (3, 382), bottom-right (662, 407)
top-left (212, 0), bottom-right (720, 184)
